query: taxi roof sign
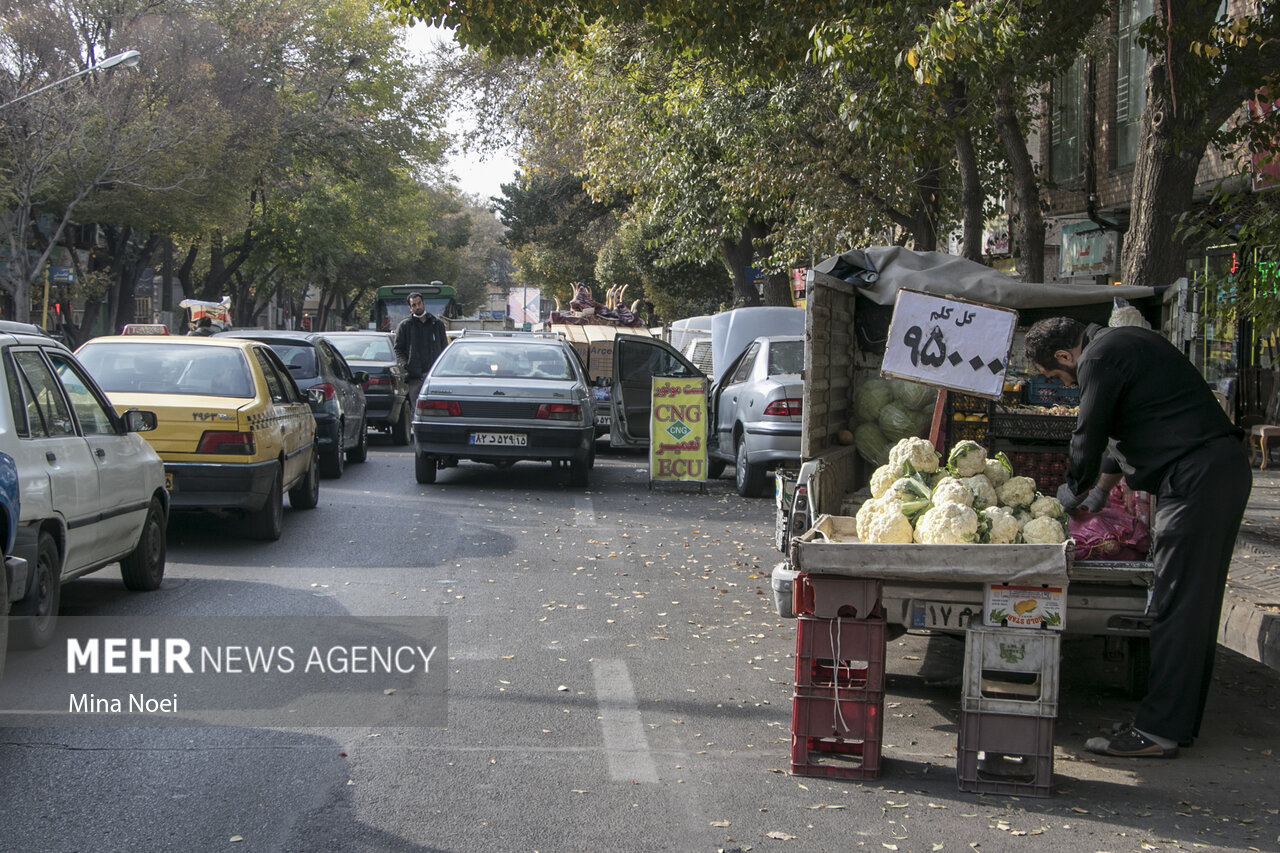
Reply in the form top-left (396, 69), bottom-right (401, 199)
top-left (122, 324), bottom-right (170, 335)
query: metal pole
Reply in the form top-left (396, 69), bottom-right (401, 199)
top-left (41, 266), bottom-right (52, 330)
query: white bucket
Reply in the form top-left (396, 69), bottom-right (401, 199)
top-left (771, 563), bottom-right (799, 619)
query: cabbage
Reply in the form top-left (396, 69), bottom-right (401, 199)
top-left (853, 379), bottom-right (895, 424)
top-left (891, 379), bottom-right (938, 412)
top-left (878, 401), bottom-right (925, 441)
top-left (854, 422), bottom-right (891, 465)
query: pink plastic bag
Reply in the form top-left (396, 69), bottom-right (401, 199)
top-left (1068, 505), bottom-right (1152, 561)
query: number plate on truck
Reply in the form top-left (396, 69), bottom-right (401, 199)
top-left (909, 599), bottom-right (980, 630)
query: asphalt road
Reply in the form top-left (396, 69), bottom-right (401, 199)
top-left (0, 439), bottom-right (1277, 852)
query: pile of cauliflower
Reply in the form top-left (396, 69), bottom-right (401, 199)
top-left (854, 437), bottom-right (1070, 545)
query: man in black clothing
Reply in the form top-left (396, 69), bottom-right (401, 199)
top-left (394, 291), bottom-right (448, 403)
top-left (1025, 317), bottom-right (1250, 759)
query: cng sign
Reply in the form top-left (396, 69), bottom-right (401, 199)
top-left (650, 378), bottom-right (707, 482)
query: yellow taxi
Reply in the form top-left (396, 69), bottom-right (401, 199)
top-left (75, 336), bottom-right (320, 540)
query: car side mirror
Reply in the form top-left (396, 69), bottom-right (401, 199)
top-left (121, 409), bottom-right (157, 433)
top-left (352, 371), bottom-right (369, 385)
top-left (306, 388), bottom-right (326, 406)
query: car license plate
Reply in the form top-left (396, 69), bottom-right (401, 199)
top-left (594, 414), bottom-right (610, 427)
top-left (164, 473), bottom-right (173, 491)
top-left (909, 599), bottom-right (978, 630)
top-left (469, 432), bottom-right (527, 446)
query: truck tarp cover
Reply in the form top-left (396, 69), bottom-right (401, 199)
top-left (813, 246), bottom-right (1162, 309)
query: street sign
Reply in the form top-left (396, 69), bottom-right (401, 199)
top-left (882, 289), bottom-right (1017, 399)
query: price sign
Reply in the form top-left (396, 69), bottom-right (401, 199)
top-left (882, 289), bottom-right (1018, 399)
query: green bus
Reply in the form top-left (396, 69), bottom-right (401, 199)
top-left (371, 282), bottom-right (459, 331)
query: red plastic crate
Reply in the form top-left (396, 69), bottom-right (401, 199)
top-left (794, 616), bottom-right (886, 691)
top-left (792, 575), bottom-right (883, 620)
top-left (956, 709), bottom-right (1054, 798)
top-left (790, 688), bottom-right (883, 779)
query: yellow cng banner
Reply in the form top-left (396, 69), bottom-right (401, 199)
top-left (649, 377), bottom-right (707, 482)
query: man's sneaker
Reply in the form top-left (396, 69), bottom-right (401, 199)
top-left (1086, 724), bottom-right (1179, 758)
top-left (1111, 720), bottom-right (1193, 748)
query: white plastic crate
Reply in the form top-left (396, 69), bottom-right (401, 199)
top-left (961, 625), bottom-right (1060, 716)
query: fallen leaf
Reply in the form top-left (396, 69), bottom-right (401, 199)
top-left (229, 837), bottom-right (243, 844)
top-left (765, 831), bottom-right (795, 840)
top-left (383, 688), bottom-right (396, 695)
top-left (710, 820), bottom-right (730, 827)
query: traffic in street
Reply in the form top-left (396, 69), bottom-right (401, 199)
top-left (1, 439), bottom-right (1277, 852)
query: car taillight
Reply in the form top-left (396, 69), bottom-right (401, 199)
top-left (313, 383), bottom-right (336, 401)
top-left (196, 431), bottom-right (255, 454)
top-left (536, 403), bottom-right (581, 420)
top-left (764, 398), bottom-right (802, 416)
top-left (418, 399), bottom-right (461, 417)
top-left (364, 376), bottom-right (392, 390)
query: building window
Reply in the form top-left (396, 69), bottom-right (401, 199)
top-left (1050, 57), bottom-right (1085, 184)
top-left (1116, 0), bottom-right (1153, 167)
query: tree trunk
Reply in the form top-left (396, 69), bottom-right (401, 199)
top-left (944, 82), bottom-right (984, 261)
top-left (719, 225), bottom-right (760, 307)
top-left (907, 161), bottom-right (941, 252)
top-left (995, 80), bottom-right (1045, 282)
top-left (745, 219), bottom-right (796, 307)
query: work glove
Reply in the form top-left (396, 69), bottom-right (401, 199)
top-left (1079, 486), bottom-right (1109, 514)
top-left (1056, 482), bottom-right (1081, 513)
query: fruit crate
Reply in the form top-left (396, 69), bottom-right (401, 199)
top-left (790, 686), bottom-right (883, 779)
top-left (987, 410), bottom-right (1076, 443)
top-left (995, 446), bottom-right (1070, 496)
top-left (794, 615), bottom-right (887, 692)
top-left (961, 626), bottom-right (1061, 716)
top-left (1027, 376), bottom-right (1081, 406)
top-left (956, 709), bottom-right (1054, 798)
top-left (792, 575), bottom-right (883, 620)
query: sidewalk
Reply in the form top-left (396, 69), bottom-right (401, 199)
top-left (1221, 466), bottom-right (1280, 670)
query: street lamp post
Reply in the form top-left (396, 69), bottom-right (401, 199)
top-left (0, 50), bottom-right (141, 112)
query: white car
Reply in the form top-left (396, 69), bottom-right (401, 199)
top-left (0, 323), bottom-right (168, 649)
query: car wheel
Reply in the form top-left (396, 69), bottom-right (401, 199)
top-left (289, 448), bottom-right (320, 510)
top-left (321, 425), bottom-right (345, 478)
top-left (392, 400), bottom-right (412, 446)
top-left (707, 458), bottom-right (727, 479)
top-left (735, 438), bottom-right (767, 498)
top-left (347, 419), bottom-right (368, 463)
top-left (120, 498), bottom-right (167, 591)
top-left (245, 464), bottom-right (284, 541)
top-left (568, 449), bottom-right (591, 487)
top-left (12, 532), bottom-right (60, 649)
top-left (415, 452), bottom-right (437, 484)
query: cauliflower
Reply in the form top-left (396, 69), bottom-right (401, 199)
top-left (961, 474), bottom-right (999, 509)
top-left (869, 464), bottom-right (897, 499)
top-left (888, 436), bottom-right (940, 477)
top-left (998, 476), bottom-right (1037, 509)
top-left (984, 454), bottom-right (1012, 488)
top-left (1030, 494), bottom-right (1067, 521)
top-left (855, 497), bottom-right (915, 544)
top-left (1021, 515), bottom-right (1068, 544)
top-left (947, 440), bottom-right (988, 478)
top-left (883, 475), bottom-right (934, 522)
top-left (914, 502), bottom-right (980, 544)
top-left (979, 506), bottom-right (1022, 544)
top-left (931, 476), bottom-right (973, 508)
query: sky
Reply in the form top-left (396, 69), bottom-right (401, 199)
top-left (404, 23), bottom-right (519, 202)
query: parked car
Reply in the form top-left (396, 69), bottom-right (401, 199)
top-left (609, 334), bottom-right (804, 497)
top-left (216, 330), bottom-right (368, 478)
top-left (322, 331), bottom-right (411, 445)
top-left (412, 332), bottom-right (596, 486)
top-left (75, 336), bottom-right (320, 541)
top-left (0, 324), bottom-right (168, 649)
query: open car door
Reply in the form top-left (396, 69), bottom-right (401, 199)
top-left (610, 335), bottom-right (706, 448)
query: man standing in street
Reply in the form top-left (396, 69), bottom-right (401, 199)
top-left (394, 291), bottom-right (448, 403)
top-left (1024, 317), bottom-right (1250, 759)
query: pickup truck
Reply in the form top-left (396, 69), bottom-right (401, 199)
top-left (787, 247), bottom-right (1192, 696)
